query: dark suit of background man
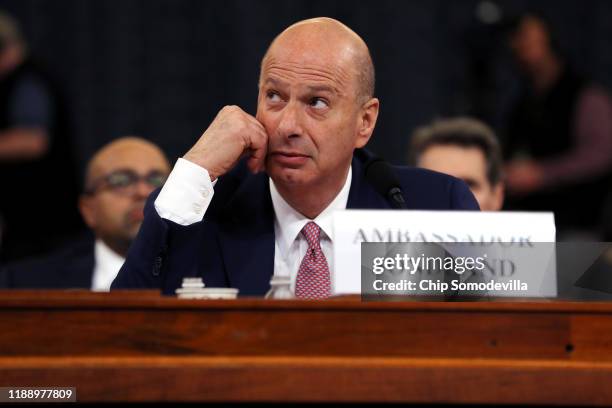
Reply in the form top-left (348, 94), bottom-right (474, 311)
top-left (112, 17), bottom-right (479, 298)
top-left (0, 11), bottom-right (82, 262)
top-left (0, 137), bottom-right (170, 290)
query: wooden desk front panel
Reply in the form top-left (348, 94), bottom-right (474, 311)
top-left (0, 291), bottom-right (611, 403)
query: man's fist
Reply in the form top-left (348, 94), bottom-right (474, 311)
top-left (183, 106), bottom-right (268, 181)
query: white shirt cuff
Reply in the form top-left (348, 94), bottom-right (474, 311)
top-left (154, 158), bottom-right (216, 225)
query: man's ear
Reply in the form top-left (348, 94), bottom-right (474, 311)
top-left (355, 97), bottom-right (380, 149)
top-left (78, 195), bottom-right (97, 229)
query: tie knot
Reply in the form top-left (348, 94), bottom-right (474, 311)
top-left (301, 222), bottom-right (321, 249)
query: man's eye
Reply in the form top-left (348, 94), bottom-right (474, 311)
top-left (147, 173), bottom-right (167, 188)
top-left (266, 91), bottom-right (281, 102)
top-left (108, 173), bottom-right (133, 188)
top-left (310, 97), bottom-right (328, 109)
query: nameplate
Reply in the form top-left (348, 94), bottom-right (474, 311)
top-left (332, 210), bottom-right (556, 297)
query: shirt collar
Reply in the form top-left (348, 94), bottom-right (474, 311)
top-left (93, 239), bottom-right (126, 291)
top-left (269, 166), bottom-right (352, 257)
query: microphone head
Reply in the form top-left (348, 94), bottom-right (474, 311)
top-left (364, 158), bottom-right (401, 196)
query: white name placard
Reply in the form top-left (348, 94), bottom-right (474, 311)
top-left (332, 210), bottom-right (556, 297)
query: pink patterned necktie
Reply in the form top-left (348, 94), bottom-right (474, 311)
top-left (295, 222), bottom-right (332, 299)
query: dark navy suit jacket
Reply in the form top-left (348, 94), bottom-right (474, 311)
top-left (0, 234), bottom-right (95, 289)
top-left (112, 150), bottom-right (479, 295)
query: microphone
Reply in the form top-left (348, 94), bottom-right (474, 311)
top-left (364, 158), bottom-right (407, 209)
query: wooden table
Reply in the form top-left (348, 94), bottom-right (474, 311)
top-left (1, 290), bottom-right (612, 404)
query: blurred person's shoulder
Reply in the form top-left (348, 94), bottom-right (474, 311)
top-left (0, 232), bottom-right (95, 289)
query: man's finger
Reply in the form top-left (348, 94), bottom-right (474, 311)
top-left (246, 123), bottom-right (268, 173)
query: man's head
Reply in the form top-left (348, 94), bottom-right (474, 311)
top-left (256, 17), bottom-right (379, 197)
top-left (79, 137), bottom-right (170, 256)
top-left (408, 118), bottom-right (504, 211)
top-left (508, 12), bottom-right (559, 74)
top-left (0, 11), bottom-right (26, 76)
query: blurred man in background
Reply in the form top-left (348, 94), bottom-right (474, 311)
top-left (0, 137), bottom-right (170, 290)
top-left (503, 12), bottom-right (612, 237)
top-left (0, 10), bottom-right (82, 262)
top-left (408, 117), bottom-right (504, 211)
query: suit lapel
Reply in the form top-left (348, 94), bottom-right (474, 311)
top-left (347, 153), bottom-right (393, 210)
top-left (72, 250), bottom-right (96, 288)
top-left (62, 237), bottom-right (96, 288)
top-left (217, 172), bottom-right (275, 296)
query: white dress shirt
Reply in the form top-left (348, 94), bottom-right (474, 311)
top-left (154, 158), bottom-right (352, 294)
top-left (91, 239), bottom-right (126, 291)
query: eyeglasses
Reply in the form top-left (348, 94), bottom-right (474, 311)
top-left (85, 169), bottom-right (167, 196)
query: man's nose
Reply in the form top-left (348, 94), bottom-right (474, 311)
top-left (276, 101), bottom-right (303, 139)
top-left (133, 179), bottom-right (154, 199)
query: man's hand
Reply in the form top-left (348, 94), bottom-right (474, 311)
top-left (505, 159), bottom-right (544, 195)
top-left (183, 106), bottom-right (268, 181)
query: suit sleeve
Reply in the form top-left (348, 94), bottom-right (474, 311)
top-left (111, 188), bottom-right (170, 289)
top-left (112, 158), bottom-right (221, 291)
top-left (450, 178), bottom-right (480, 210)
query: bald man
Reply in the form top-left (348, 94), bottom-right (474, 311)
top-left (113, 18), bottom-right (478, 298)
top-left (0, 137), bottom-right (170, 290)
